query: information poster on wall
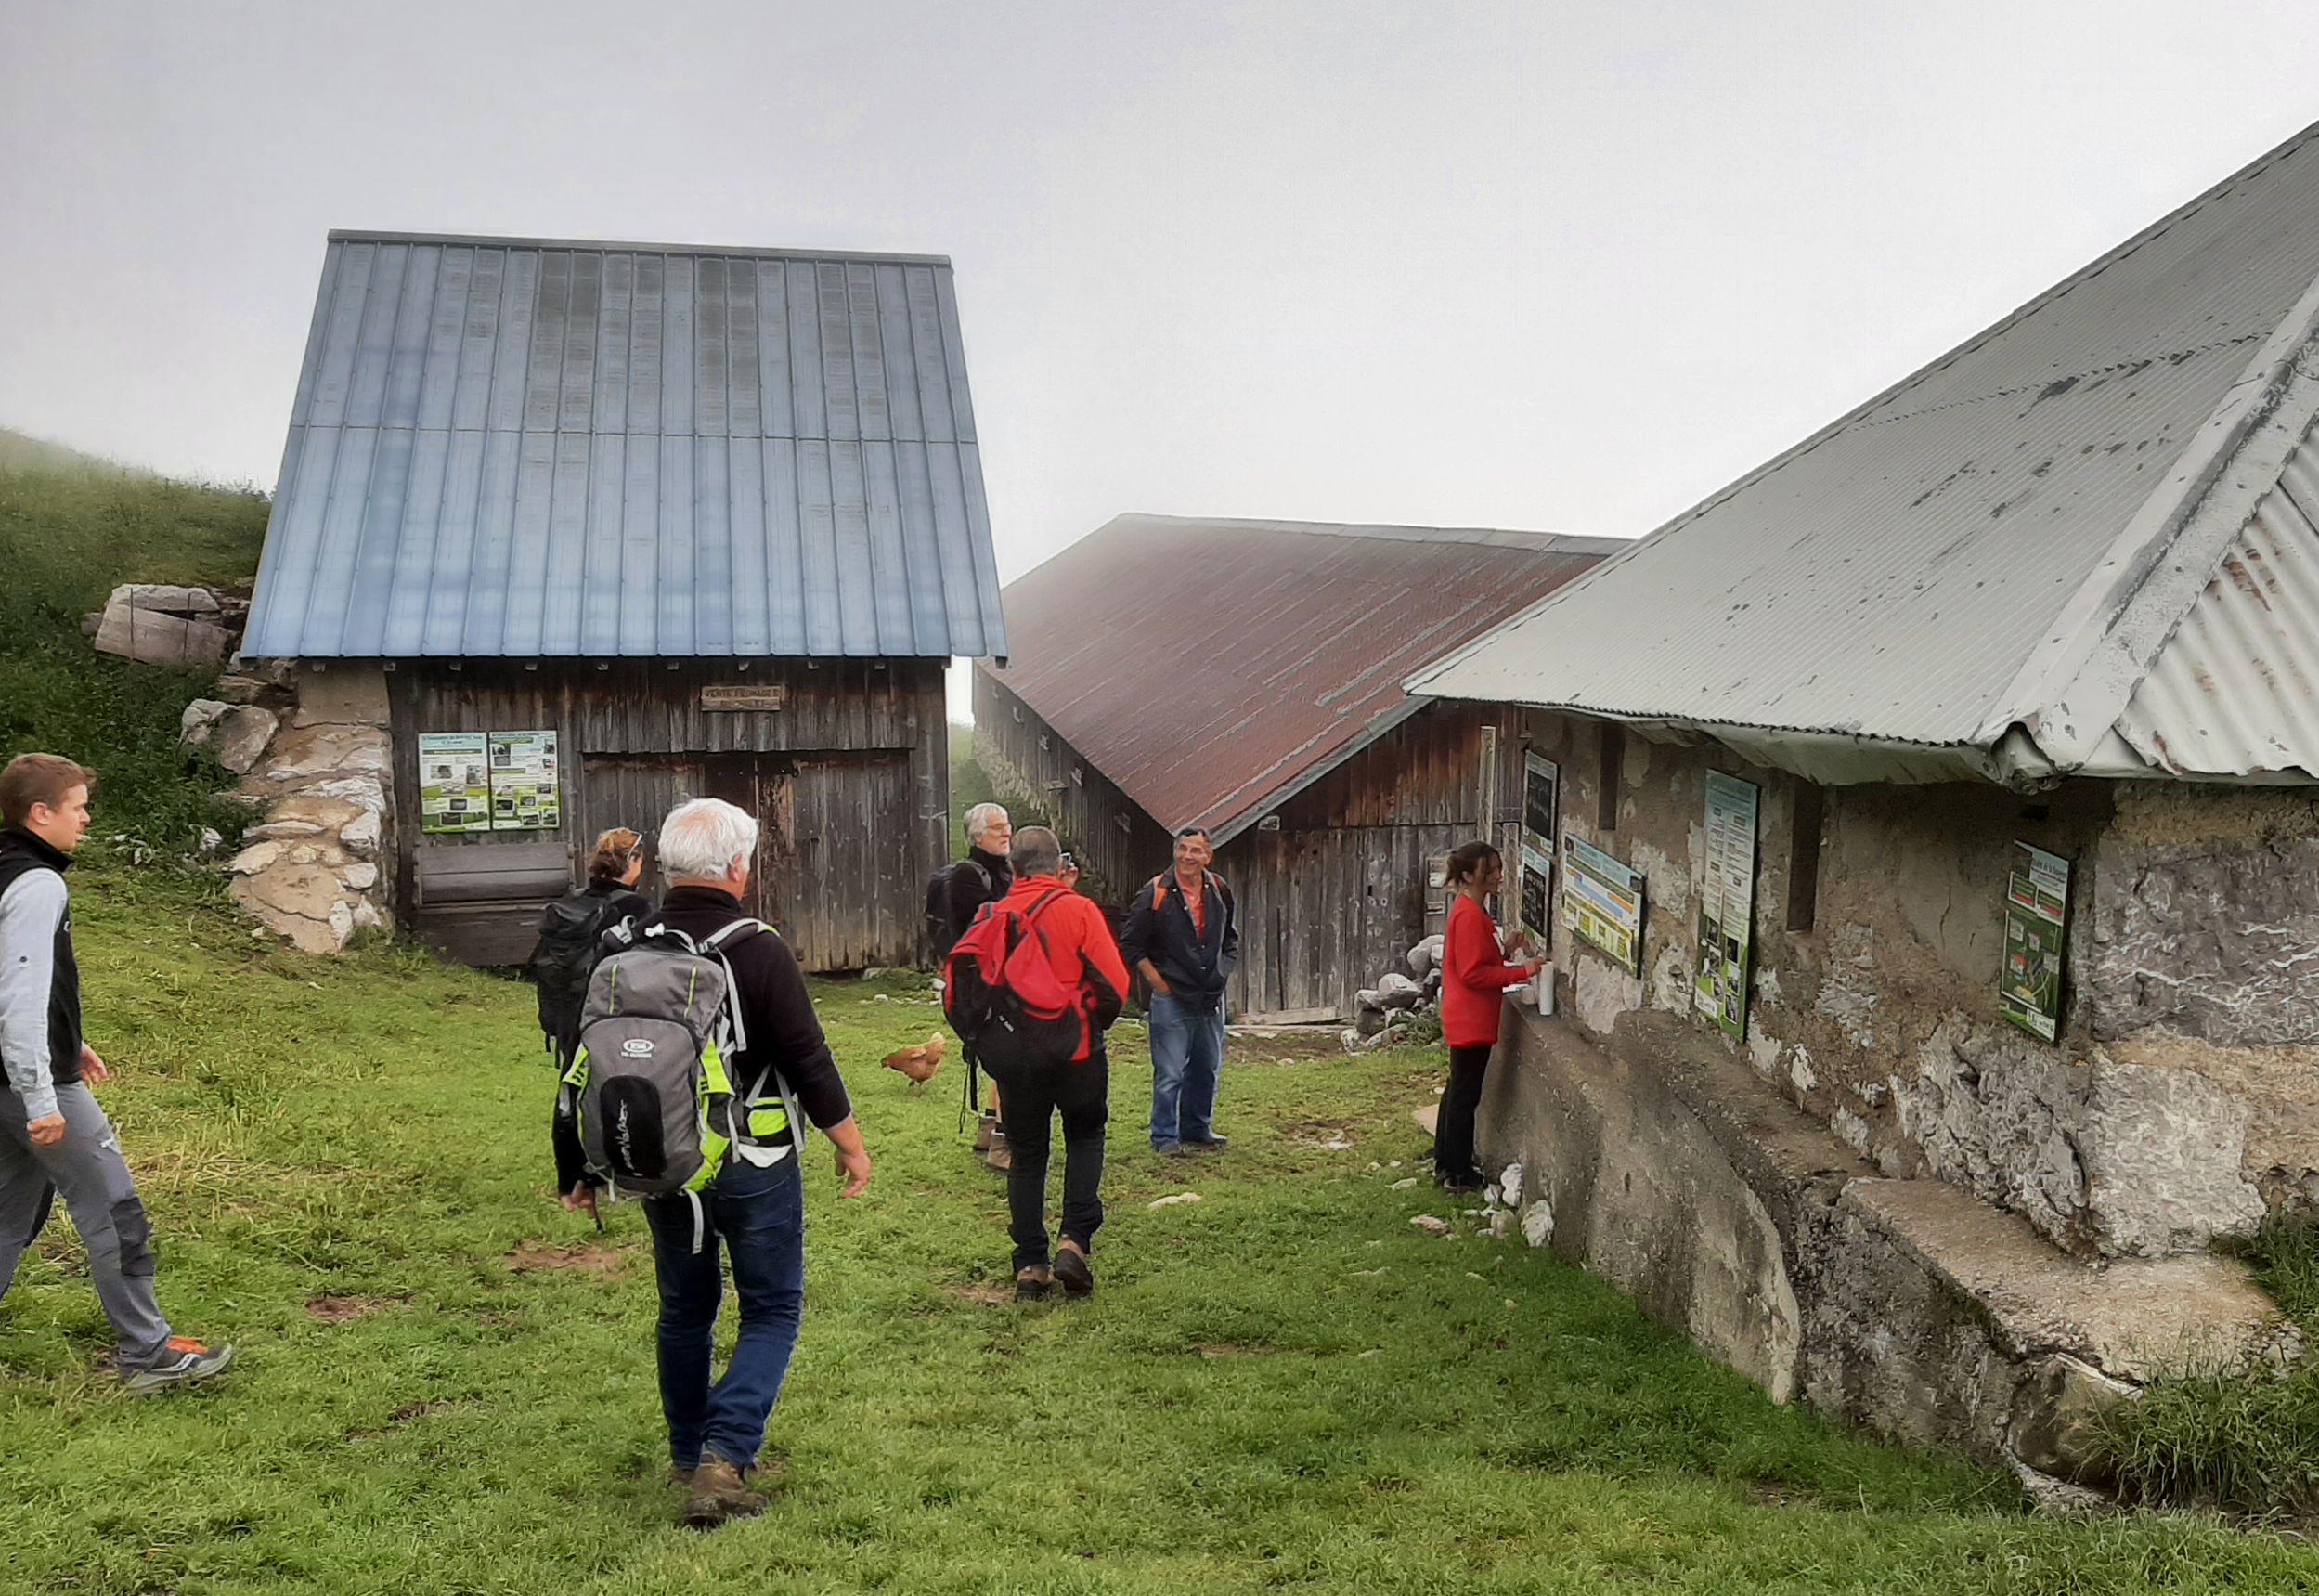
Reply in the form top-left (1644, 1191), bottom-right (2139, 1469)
top-left (2000, 842), bottom-right (2070, 1042)
top-left (1520, 753), bottom-right (1560, 945)
top-left (417, 733), bottom-right (492, 835)
top-left (488, 730), bottom-right (562, 831)
top-left (1561, 833), bottom-right (1644, 975)
top-left (1694, 772), bottom-right (1760, 1040)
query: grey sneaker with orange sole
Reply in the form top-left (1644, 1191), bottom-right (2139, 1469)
top-left (123, 1337), bottom-right (235, 1395)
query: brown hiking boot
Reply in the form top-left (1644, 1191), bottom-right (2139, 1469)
top-left (682, 1450), bottom-right (766, 1528)
top-left (973, 1109), bottom-right (998, 1153)
top-left (1055, 1239), bottom-right (1094, 1298)
top-left (1016, 1264), bottom-right (1053, 1301)
top-left (983, 1128), bottom-right (1013, 1173)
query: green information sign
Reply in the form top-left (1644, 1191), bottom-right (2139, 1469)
top-left (418, 733), bottom-right (491, 835)
top-left (489, 731), bottom-right (562, 831)
top-left (1694, 772), bottom-right (1759, 1040)
top-left (2001, 842), bottom-right (2070, 1042)
top-left (1561, 833), bottom-right (1644, 975)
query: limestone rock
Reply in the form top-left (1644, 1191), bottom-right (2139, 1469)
top-left (266, 794), bottom-right (369, 832)
top-left (179, 699), bottom-right (232, 746)
top-left (243, 819), bottom-right (328, 843)
top-left (214, 706), bottom-right (279, 775)
top-left (95, 587), bottom-right (232, 669)
top-left (328, 901), bottom-right (355, 945)
top-left (2082, 1060), bottom-right (2265, 1257)
top-left (1355, 988), bottom-right (1384, 1013)
top-left (1409, 1214), bottom-right (1453, 1236)
top-left (2008, 1354), bottom-right (2136, 1487)
top-left (227, 840), bottom-right (288, 876)
top-left (339, 809), bottom-right (381, 855)
top-left (262, 723), bottom-right (391, 783)
top-left (341, 862), bottom-right (378, 891)
top-left (230, 866), bottom-right (351, 954)
top-left (352, 901), bottom-right (385, 932)
top-left (1355, 1007), bottom-right (1390, 1039)
top-left (304, 775), bottom-right (388, 812)
top-left (1406, 935), bottom-right (1444, 978)
top-left (1522, 1200), bottom-right (1555, 1247)
top-left (1376, 973), bottom-right (1421, 1010)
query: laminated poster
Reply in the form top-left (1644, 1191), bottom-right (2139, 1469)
top-left (1693, 772), bottom-right (1759, 1040)
top-left (488, 730), bottom-right (563, 832)
top-left (1520, 754), bottom-right (1559, 947)
top-left (1560, 832), bottom-right (1644, 976)
top-left (417, 733), bottom-right (491, 836)
top-left (2000, 842), bottom-right (2070, 1043)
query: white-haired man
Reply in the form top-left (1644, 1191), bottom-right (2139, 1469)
top-left (935, 802), bottom-right (1014, 1169)
top-left (562, 797), bottom-right (871, 1527)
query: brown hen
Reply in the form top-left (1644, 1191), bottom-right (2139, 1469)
top-left (880, 1032), bottom-right (946, 1088)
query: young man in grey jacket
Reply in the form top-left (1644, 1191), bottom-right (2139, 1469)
top-left (0, 753), bottom-right (232, 1393)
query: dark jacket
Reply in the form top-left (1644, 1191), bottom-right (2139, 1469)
top-left (939, 847), bottom-right (1013, 955)
top-left (1119, 868), bottom-right (1238, 1012)
top-left (552, 884), bottom-right (854, 1193)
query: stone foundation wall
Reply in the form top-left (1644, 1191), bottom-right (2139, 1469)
top-left (1514, 710), bottom-right (2314, 1260)
top-left (186, 666), bottom-right (395, 953)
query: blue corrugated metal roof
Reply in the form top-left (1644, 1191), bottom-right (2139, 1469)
top-left (244, 232), bottom-right (1008, 659)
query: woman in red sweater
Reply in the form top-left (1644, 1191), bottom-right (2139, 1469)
top-left (1434, 841), bottom-right (1547, 1192)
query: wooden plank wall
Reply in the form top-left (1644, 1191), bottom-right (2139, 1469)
top-left (969, 670), bottom-right (1172, 906)
top-left (386, 659), bottom-right (946, 970)
top-left (1219, 703), bottom-right (1495, 1020)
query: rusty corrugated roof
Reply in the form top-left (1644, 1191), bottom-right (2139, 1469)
top-left (979, 514), bottom-right (1619, 840)
top-left (1411, 121), bottom-right (2319, 785)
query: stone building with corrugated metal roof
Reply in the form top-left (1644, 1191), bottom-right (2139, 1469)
top-left (1409, 122), bottom-right (2319, 1485)
top-left (237, 230), bottom-right (1006, 967)
top-left (975, 513), bottom-right (1616, 1021)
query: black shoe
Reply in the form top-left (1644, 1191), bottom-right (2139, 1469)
top-left (1015, 1265), bottom-right (1053, 1301)
top-left (1185, 1135), bottom-right (1229, 1152)
top-left (1054, 1243), bottom-right (1094, 1298)
top-left (1436, 1171), bottom-right (1485, 1194)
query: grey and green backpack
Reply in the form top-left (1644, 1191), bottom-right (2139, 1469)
top-left (558, 918), bottom-right (800, 1214)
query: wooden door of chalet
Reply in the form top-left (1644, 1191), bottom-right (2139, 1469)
top-left (701, 757), bottom-right (798, 937)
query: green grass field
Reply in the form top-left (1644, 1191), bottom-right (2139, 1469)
top-left (2, 867), bottom-right (2316, 1595)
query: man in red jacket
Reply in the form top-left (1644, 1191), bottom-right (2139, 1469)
top-left (986, 826), bottom-right (1130, 1300)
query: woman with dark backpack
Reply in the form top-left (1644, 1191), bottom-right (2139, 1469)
top-left (536, 828), bottom-right (653, 1200)
top-left (1435, 841), bottom-right (1547, 1194)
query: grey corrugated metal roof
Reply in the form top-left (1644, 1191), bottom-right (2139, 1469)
top-left (2117, 420), bottom-right (2319, 777)
top-left (981, 514), bottom-right (1619, 840)
top-left (244, 231), bottom-right (1007, 659)
top-left (1411, 122), bottom-right (2319, 784)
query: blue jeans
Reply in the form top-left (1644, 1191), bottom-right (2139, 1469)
top-left (642, 1152), bottom-right (804, 1473)
top-left (1147, 992), bottom-right (1225, 1148)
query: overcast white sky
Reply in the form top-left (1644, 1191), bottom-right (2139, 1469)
top-left (6, 2), bottom-right (2318, 590)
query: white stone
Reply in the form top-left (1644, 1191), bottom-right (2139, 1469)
top-left (351, 901), bottom-right (384, 932)
top-left (1409, 1214), bottom-right (1452, 1236)
top-left (195, 826), bottom-right (223, 854)
top-left (305, 776), bottom-right (388, 812)
top-left (1147, 1192), bottom-right (1203, 1209)
top-left (338, 810), bottom-right (382, 854)
top-left (1789, 1047), bottom-right (1818, 1096)
top-left (179, 699), bottom-right (231, 745)
top-left (1389, 1177), bottom-right (1418, 1190)
top-left (342, 862), bottom-right (378, 890)
top-left (1376, 973), bottom-right (1421, 1009)
top-left (1487, 1210), bottom-right (1513, 1239)
top-left (1496, 1161), bottom-right (1524, 1208)
top-left (1522, 1200), bottom-right (1555, 1247)
top-left (227, 840), bottom-right (287, 876)
top-left (1833, 1108), bottom-right (1874, 1159)
top-left (244, 820), bottom-right (327, 842)
top-left (328, 901), bottom-right (355, 946)
top-left (1406, 935), bottom-right (1443, 978)
top-left (263, 723), bottom-right (391, 783)
top-left (214, 706), bottom-right (279, 775)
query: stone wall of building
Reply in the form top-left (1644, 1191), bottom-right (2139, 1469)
top-left (1511, 709), bottom-right (2313, 1260)
top-left (186, 666), bottom-right (395, 954)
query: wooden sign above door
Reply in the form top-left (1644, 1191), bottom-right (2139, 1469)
top-left (699, 684), bottom-right (787, 712)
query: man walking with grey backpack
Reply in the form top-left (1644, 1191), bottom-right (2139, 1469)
top-left (555, 797), bottom-right (871, 1528)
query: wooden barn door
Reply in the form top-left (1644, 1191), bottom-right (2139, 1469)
top-left (703, 757), bottom-right (797, 931)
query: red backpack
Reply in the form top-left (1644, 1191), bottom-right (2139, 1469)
top-left (942, 888), bottom-right (1086, 1077)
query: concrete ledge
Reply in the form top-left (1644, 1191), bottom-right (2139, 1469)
top-left (1482, 1006), bottom-right (2292, 1481)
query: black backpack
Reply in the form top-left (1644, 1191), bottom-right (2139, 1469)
top-left (923, 859), bottom-right (992, 965)
top-left (532, 889), bottom-right (624, 1050)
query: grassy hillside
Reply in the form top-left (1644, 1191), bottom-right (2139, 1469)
top-left (0, 464), bottom-right (268, 848)
top-left (0, 426), bottom-right (149, 479)
top-left (7, 870), bottom-right (2317, 1590)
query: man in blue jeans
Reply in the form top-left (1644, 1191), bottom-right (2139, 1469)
top-left (559, 798), bottom-right (872, 1528)
top-left (1121, 827), bottom-right (1238, 1155)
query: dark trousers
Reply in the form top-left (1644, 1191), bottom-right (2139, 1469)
top-left (997, 1047), bottom-right (1109, 1271)
top-left (1434, 1044), bottom-right (1495, 1186)
top-left (641, 1152), bottom-right (805, 1473)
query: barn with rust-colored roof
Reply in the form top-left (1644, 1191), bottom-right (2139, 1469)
top-left (975, 513), bottom-right (1616, 1019)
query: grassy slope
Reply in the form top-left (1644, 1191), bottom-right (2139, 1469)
top-left (0, 467), bottom-right (268, 847)
top-left (0, 427), bottom-right (149, 479)
top-left (0, 873), bottom-right (2313, 1593)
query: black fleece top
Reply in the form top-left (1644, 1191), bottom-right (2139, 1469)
top-left (551, 884), bottom-right (854, 1192)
